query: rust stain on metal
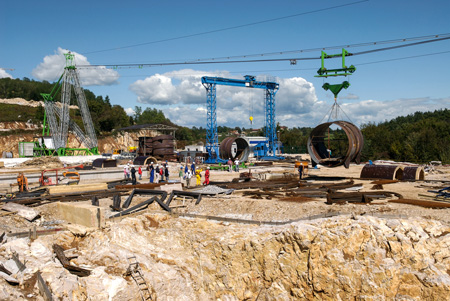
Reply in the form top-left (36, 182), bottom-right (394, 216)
top-left (360, 164), bottom-right (404, 180)
top-left (403, 166), bottom-right (425, 181)
top-left (307, 121), bottom-right (364, 168)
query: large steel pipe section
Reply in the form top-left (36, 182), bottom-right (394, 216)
top-left (403, 166), bottom-right (425, 181)
top-left (360, 164), bottom-right (404, 180)
top-left (219, 137), bottom-right (250, 162)
top-left (307, 121), bottom-right (363, 168)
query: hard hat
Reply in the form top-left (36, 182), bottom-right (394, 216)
top-left (207, 167), bottom-right (210, 169)
top-left (151, 162), bottom-right (154, 164)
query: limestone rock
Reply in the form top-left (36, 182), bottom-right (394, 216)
top-left (0, 214), bottom-right (449, 300)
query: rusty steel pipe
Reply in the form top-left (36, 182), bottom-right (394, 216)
top-left (219, 137), bottom-right (250, 162)
top-left (360, 164), bottom-right (404, 180)
top-left (403, 166), bottom-right (425, 181)
top-left (307, 121), bottom-right (364, 168)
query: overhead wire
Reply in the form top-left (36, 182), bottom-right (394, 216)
top-left (77, 49), bottom-right (450, 79)
top-left (189, 33), bottom-right (450, 62)
top-left (78, 35), bottom-right (450, 69)
top-left (81, 0), bottom-right (369, 55)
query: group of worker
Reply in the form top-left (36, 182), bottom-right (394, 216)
top-left (177, 163), bottom-right (210, 188)
top-left (123, 163), bottom-right (143, 185)
top-left (147, 161), bottom-right (170, 184)
top-left (227, 158), bottom-right (240, 172)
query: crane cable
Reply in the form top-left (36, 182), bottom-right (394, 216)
top-left (81, 0), bottom-right (369, 55)
top-left (78, 36), bottom-right (450, 69)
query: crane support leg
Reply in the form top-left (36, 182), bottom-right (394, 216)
top-left (203, 83), bottom-right (225, 163)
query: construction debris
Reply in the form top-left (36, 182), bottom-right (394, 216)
top-left (390, 198), bottom-right (450, 208)
top-left (327, 191), bottom-right (403, 204)
top-left (0, 155), bottom-right (449, 300)
top-left (166, 190), bottom-right (202, 206)
top-left (36, 271), bottom-right (53, 301)
top-left (109, 189), bottom-right (171, 218)
top-left (2, 189), bottom-right (129, 207)
top-left (427, 186), bottom-right (450, 199)
top-left (2, 202), bottom-right (39, 221)
top-left (53, 244), bottom-right (91, 277)
top-left (122, 189), bottom-right (168, 208)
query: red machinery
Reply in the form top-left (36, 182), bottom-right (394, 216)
top-left (39, 165), bottom-right (84, 186)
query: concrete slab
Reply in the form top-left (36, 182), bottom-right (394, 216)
top-left (2, 203), bottom-right (39, 221)
top-left (158, 183), bottom-right (183, 193)
top-left (57, 202), bottom-right (105, 228)
top-left (48, 183), bottom-right (108, 194)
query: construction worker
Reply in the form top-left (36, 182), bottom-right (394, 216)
top-left (17, 173), bottom-right (29, 192)
top-left (195, 168), bottom-right (202, 186)
top-left (203, 166), bottom-right (210, 185)
top-left (138, 166), bottom-right (142, 180)
top-left (185, 169), bottom-right (192, 188)
top-left (155, 164), bottom-right (160, 183)
top-left (130, 165), bottom-right (137, 185)
top-left (164, 165), bottom-right (170, 182)
top-left (298, 163), bottom-right (304, 180)
top-left (149, 162), bottom-right (154, 183)
top-left (234, 159), bottom-right (240, 172)
top-left (179, 166), bottom-right (184, 184)
top-left (191, 161), bottom-right (195, 175)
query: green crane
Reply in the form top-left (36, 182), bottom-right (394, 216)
top-left (315, 48), bottom-right (356, 100)
top-left (37, 52), bottom-right (99, 156)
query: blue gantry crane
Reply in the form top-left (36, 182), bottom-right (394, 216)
top-left (201, 75), bottom-right (283, 163)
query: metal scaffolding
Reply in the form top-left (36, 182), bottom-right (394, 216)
top-left (40, 52), bottom-right (98, 156)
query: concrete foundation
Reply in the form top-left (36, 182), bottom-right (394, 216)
top-left (57, 202), bottom-right (105, 228)
top-left (158, 183), bottom-right (183, 192)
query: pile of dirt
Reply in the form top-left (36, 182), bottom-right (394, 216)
top-left (16, 157), bottom-right (63, 169)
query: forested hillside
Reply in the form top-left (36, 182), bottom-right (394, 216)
top-left (0, 77), bottom-right (130, 134)
top-left (1, 78), bottom-right (448, 163)
top-left (361, 109), bottom-right (450, 163)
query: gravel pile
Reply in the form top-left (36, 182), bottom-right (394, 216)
top-left (194, 185), bottom-right (233, 195)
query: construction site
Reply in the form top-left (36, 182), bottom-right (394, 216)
top-left (0, 49), bottom-right (449, 300)
top-left (2, 1), bottom-right (450, 298)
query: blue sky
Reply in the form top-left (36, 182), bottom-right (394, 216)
top-left (1, 0), bottom-right (450, 129)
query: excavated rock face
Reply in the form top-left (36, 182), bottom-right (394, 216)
top-left (0, 129), bottom-right (149, 154)
top-left (1, 214), bottom-right (449, 300)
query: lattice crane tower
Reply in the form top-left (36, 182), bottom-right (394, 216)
top-left (40, 52), bottom-right (98, 155)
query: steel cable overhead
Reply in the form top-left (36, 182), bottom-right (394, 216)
top-left (78, 35), bottom-right (450, 69)
top-left (188, 33), bottom-right (450, 62)
top-left (81, 0), bottom-right (369, 55)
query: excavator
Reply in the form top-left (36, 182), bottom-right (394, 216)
top-left (39, 164), bottom-right (83, 186)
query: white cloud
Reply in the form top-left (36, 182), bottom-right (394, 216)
top-left (129, 69), bottom-right (230, 105)
top-left (129, 69), bottom-right (450, 129)
top-left (124, 107), bottom-right (135, 116)
top-left (0, 69), bottom-right (13, 79)
top-left (129, 70), bottom-right (320, 128)
top-left (339, 93), bottom-right (359, 100)
top-left (32, 47), bottom-right (119, 86)
top-left (340, 97), bottom-right (450, 127)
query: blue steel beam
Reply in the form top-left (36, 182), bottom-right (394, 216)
top-left (202, 81), bottom-right (223, 163)
top-left (201, 75), bottom-right (282, 162)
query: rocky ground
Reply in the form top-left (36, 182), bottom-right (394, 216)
top-left (0, 161), bottom-right (449, 300)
